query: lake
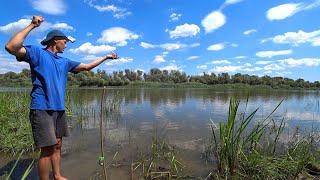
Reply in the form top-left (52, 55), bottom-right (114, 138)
top-left (1, 88), bottom-right (320, 179)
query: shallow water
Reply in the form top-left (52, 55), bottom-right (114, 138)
top-left (1, 88), bottom-right (320, 179)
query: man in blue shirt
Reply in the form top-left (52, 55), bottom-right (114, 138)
top-left (5, 16), bottom-right (118, 180)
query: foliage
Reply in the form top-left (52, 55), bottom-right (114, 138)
top-left (1, 68), bottom-right (319, 89)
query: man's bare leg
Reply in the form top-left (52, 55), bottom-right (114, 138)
top-left (51, 138), bottom-right (67, 180)
top-left (39, 146), bottom-right (54, 180)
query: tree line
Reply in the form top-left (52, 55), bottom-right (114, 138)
top-left (0, 68), bottom-right (319, 89)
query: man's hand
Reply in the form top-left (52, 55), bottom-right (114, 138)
top-left (105, 52), bottom-right (118, 60)
top-left (31, 16), bottom-right (44, 27)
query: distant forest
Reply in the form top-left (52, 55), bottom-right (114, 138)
top-left (1, 68), bottom-right (319, 89)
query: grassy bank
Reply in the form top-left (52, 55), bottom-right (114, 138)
top-left (0, 92), bottom-right (33, 154)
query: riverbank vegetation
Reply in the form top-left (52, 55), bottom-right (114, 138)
top-left (0, 91), bottom-right (319, 179)
top-left (1, 68), bottom-right (319, 89)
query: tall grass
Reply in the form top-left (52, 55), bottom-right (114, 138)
top-left (208, 97), bottom-right (319, 179)
top-left (0, 92), bottom-right (33, 154)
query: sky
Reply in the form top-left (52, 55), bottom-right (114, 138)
top-left (0, 0), bottom-right (320, 82)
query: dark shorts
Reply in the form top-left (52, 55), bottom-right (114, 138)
top-left (29, 109), bottom-right (69, 148)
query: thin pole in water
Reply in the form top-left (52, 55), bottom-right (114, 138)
top-left (99, 87), bottom-right (107, 180)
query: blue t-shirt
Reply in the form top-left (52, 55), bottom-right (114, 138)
top-left (22, 45), bottom-right (80, 110)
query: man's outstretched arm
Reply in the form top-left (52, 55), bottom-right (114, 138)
top-left (5, 16), bottom-right (44, 60)
top-left (74, 52), bottom-right (118, 72)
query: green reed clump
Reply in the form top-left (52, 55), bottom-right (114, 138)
top-left (207, 97), bottom-right (320, 179)
top-left (0, 92), bottom-right (33, 154)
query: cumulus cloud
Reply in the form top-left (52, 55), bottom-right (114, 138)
top-left (51, 23), bottom-right (74, 31)
top-left (220, 0), bottom-right (244, 9)
top-left (0, 53), bottom-right (29, 73)
top-left (264, 64), bottom-right (285, 71)
top-left (266, 1), bottom-right (320, 21)
top-left (187, 56), bottom-right (200, 60)
top-left (86, 0), bottom-right (131, 19)
top-left (31, 0), bottom-right (66, 15)
top-left (210, 63), bottom-right (260, 73)
top-left (69, 42), bottom-right (116, 55)
top-left (160, 64), bottom-right (182, 71)
top-left (153, 55), bottom-right (166, 64)
top-left (140, 42), bottom-right (156, 49)
top-left (243, 29), bottom-right (257, 35)
top-left (235, 56), bottom-right (247, 59)
top-left (196, 65), bottom-right (208, 70)
top-left (169, 23), bottom-right (200, 39)
top-left (209, 60), bottom-right (231, 64)
top-left (140, 42), bottom-right (199, 51)
top-left (207, 43), bottom-right (225, 51)
top-left (0, 18), bottom-right (74, 35)
top-left (278, 58), bottom-right (320, 67)
top-left (169, 13), bottom-right (182, 22)
top-left (105, 57), bottom-right (133, 66)
top-left (266, 3), bottom-right (301, 21)
top-left (256, 49), bottom-right (292, 58)
top-left (261, 29), bottom-right (320, 46)
top-left (97, 27), bottom-right (139, 46)
top-left (255, 61), bottom-right (273, 65)
top-left (202, 11), bottom-right (226, 33)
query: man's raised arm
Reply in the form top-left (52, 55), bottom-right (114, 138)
top-left (5, 16), bottom-right (44, 59)
top-left (74, 52), bottom-right (118, 72)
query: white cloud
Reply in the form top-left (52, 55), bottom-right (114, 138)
top-left (187, 56), bottom-right (200, 60)
top-left (256, 49), bottom-right (292, 58)
top-left (224, 0), bottom-right (244, 6)
top-left (264, 64), bottom-right (285, 71)
top-left (153, 55), bottom-right (166, 63)
top-left (211, 63), bottom-right (254, 73)
top-left (212, 65), bottom-right (243, 73)
top-left (105, 57), bottom-right (133, 66)
top-left (235, 56), bottom-right (247, 59)
top-left (169, 13), bottom-right (182, 22)
top-left (160, 43), bottom-right (184, 51)
top-left (255, 61), bottom-right (273, 65)
top-left (190, 43), bottom-right (201, 47)
top-left (139, 42), bottom-right (198, 51)
top-left (209, 60), bottom-right (231, 64)
top-left (0, 55), bottom-right (29, 74)
top-left (0, 19), bottom-right (74, 35)
top-left (266, 3), bottom-right (301, 21)
top-left (197, 65), bottom-right (208, 70)
top-left (278, 58), bottom-right (320, 67)
top-left (97, 27), bottom-right (139, 46)
top-left (169, 23), bottom-right (200, 39)
top-left (221, 0), bottom-right (244, 9)
top-left (51, 23), bottom-right (74, 31)
top-left (88, 3), bottom-right (131, 19)
top-left (261, 29), bottom-right (320, 46)
top-left (31, 0), bottom-right (66, 15)
top-left (231, 43), bottom-right (238, 47)
top-left (69, 42), bottom-right (116, 55)
top-left (202, 11), bottom-right (226, 33)
top-left (243, 29), bottom-right (257, 35)
top-left (266, 1), bottom-right (320, 21)
top-left (140, 42), bottom-right (156, 49)
top-left (86, 32), bottom-right (93, 36)
top-left (160, 64), bottom-right (182, 71)
top-left (207, 43), bottom-right (225, 51)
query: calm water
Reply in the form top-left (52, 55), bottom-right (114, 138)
top-left (1, 88), bottom-right (320, 179)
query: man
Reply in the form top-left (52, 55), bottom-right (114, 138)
top-left (5, 16), bottom-right (118, 180)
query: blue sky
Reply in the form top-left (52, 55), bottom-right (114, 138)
top-left (0, 0), bottom-right (320, 81)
